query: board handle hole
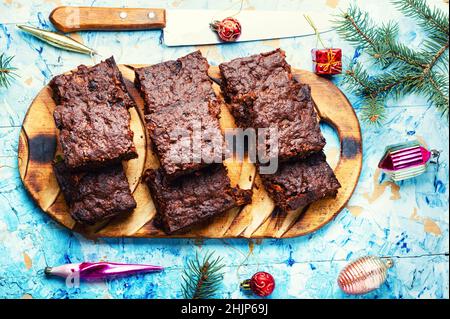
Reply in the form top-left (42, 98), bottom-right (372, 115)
top-left (320, 122), bottom-right (340, 170)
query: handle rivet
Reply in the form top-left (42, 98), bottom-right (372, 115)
top-left (119, 11), bottom-right (128, 19)
top-left (148, 11), bottom-right (156, 19)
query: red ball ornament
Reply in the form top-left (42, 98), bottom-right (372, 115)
top-left (210, 17), bottom-right (242, 42)
top-left (240, 272), bottom-right (275, 297)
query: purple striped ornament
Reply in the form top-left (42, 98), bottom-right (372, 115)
top-left (378, 140), bottom-right (439, 182)
top-left (44, 262), bottom-right (164, 281)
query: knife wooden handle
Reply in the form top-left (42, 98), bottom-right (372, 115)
top-left (50, 6), bottom-right (166, 32)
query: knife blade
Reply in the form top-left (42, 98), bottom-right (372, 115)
top-left (49, 6), bottom-right (334, 47)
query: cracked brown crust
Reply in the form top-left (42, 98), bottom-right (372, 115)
top-left (229, 83), bottom-right (326, 161)
top-left (144, 99), bottom-right (223, 180)
top-left (135, 51), bottom-right (224, 179)
top-left (53, 161), bottom-right (136, 225)
top-left (219, 48), bottom-right (293, 99)
top-left (219, 49), bottom-right (325, 160)
top-left (50, 57), bottom-right (137, 171)
top-left (260, 152), bottom-right (341, 212)
top-left (144, 165), bottom-right (252, 234)
top-left (134, 50), bottom-right (217, 113)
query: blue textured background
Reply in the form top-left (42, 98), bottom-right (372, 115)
top-left (0, 0), bottom-right (448, 299)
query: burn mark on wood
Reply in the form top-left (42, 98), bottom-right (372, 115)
top-left (28, 134), bottom-right (56, 163)
top-left (342, 137), bottom-right (361, 159)
top-left (26, 171), bottom-right (43, 193)
top-left (271, 207), bottom-right (286, 219)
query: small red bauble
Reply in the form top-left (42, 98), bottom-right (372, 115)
top-left (240, 272), bottom-right (275, 297)
top-left (210, 17), bottom-right (242, 42)
top-left (311, 48), bottom-right (342, 75)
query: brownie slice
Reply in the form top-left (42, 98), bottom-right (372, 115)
top-left (145, 100), bottom-right (224, 179)
top-left (53, 101), bottom-right (136, 170)
top-left (229, 83), bottom-right (325, 160)
top-left (260, 152), bottom-right (341, 212)
top-left (144, 165), bottom-right (252, 234)
top-left (219, 49), bottom-right (293, 99)
top-left (135, 51), bottom-right (224, 179)
top-left (219, 49), bottom-right (325, 160)
top-left (50, 57), bottom-right (137, 170)
top-left (134, 50), bottom-right (217, 114)
top-left (53, 161), bottom-right (136, 225)
top-left (50, 57), bottom-right (135, 108)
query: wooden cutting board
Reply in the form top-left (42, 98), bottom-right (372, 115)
top-left (18, 65), bottom-right (362, 239)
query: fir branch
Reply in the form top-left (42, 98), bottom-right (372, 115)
top-left (340, 7), bottom-right (376, 47)
top-left (344, 63), bottom-right (375, 95)
top-left (344, 64), bottom-right (422, 99)
top-left (335, 5), bottom-right (389, 63)
top-left (392, 0), bottom-right (449, 37)
top-left (374, 74), bottom-right (419, 98)
top-left (0, 53), bottom-right (18, 89)
top-left (360, 97), bottom-right (387, 124)
top-left (335, 0), bottom-right (449, 123)
top-left (181, 252), bottom-right (225, 299)
top-left (424, 41), bottom-right (449, 75)
top-left (386, 41), bottom-right (428, 68)
top-left (427, 72), bottom-right (450, 117)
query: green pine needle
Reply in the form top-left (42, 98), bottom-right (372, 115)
top-left (334, 0), bottom-right (449, 124)
top-left (392, 0), bottom-right (449, 38)
top-left (181, 252), bottom-right (225, 299)
top-left (0, 53), bottom-right (18, 89)
top-left (360, 97), bottom-right (387, 125)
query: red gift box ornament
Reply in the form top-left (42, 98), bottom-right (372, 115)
top-left (305, 15), bottom-right (342, 75)
top-left (312, 48), bottom-right (343, 75)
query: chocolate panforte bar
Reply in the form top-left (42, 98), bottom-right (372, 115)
top-left (136, 51), bottom-right (252, 233)
top-left (135, 51), bottom-right (224, 180)
top-left (50, 57), bottom-right (137, 170)
top-left (50, 57), bottom-right (137, 224)
top-left (219, 49), bottom-right (340, 211)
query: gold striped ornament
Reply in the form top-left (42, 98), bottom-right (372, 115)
top-left (337, 256), bottom-right (393, 295)
top-left (17, 25), bottom-right (97, 56)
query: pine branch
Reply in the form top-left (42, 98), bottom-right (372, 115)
top-left (427, 72), bottom-right (450, 118)
top-left (335, 0), bottom-right (449, 124)
top-left (0, 53), bottom-right (18, 89)
top-left (335, 6), bottom-right (425, 68)
top-left (343, 63), bottom-right (375, 95)
top-left (339, 7), bottom-right (377, 47)
top-left (386, 41), bottom-right (428, 68)
top-left (334, 5), bottom-right (389, 63)
top-left (392, 0), bottom-right (449, 38)
top-left (424, 41), bottom-right (449, 75)
top-left (181, 252), bottom-right (225, 299)
top-left (375, 73), bottom-right (423, 99)
top-left (344, 63), bottom-right (422, 99)
top-left (360, 97), bottom-right (387, 124)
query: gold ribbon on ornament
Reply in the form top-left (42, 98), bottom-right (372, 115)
top-left (317, 49), bottom-right (342, 73)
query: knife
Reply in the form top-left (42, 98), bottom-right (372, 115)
top-left (49, 6), bottom-right (334, 46)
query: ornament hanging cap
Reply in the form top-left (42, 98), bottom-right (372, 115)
top-left (385, 258), bottom-right (394, 268)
